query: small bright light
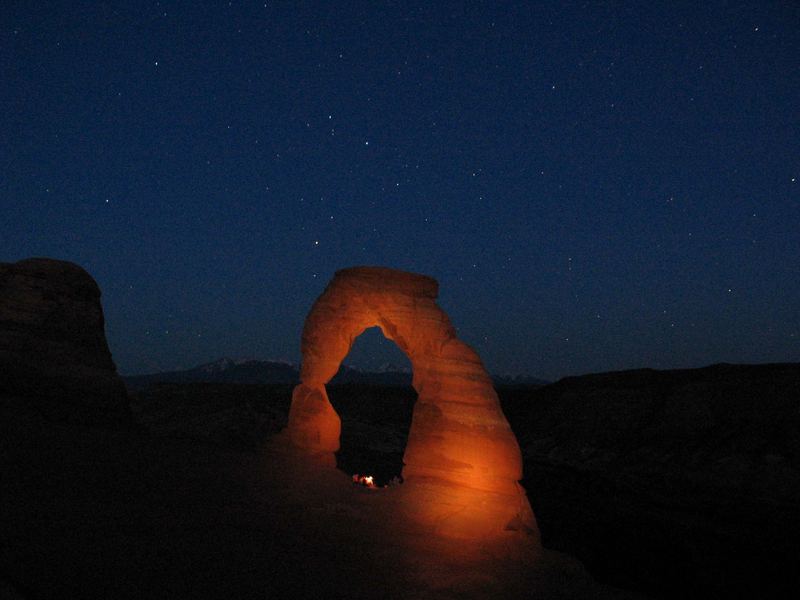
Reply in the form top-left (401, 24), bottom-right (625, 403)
top-left (352, 473), bottom-right (377, 488)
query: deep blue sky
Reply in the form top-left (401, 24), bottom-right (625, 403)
top-left (2, 1), bottom-right (798, 380)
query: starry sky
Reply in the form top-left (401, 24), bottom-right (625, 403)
top-left (2, 1), bottom-right (799, 380)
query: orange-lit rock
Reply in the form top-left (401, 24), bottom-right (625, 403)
top-left (284, 266), bottom-right (538, 539)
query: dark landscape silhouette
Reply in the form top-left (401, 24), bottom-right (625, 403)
top-left (1, 257), bottom-right (799, 599)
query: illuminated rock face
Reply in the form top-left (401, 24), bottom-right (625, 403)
top-left (286, 266), bottom-right (537, 538)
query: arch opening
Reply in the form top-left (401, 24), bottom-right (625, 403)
top-left (327, 327), bottom-right (416, 486)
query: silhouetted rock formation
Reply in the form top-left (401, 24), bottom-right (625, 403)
top-left (283, 266), bottom-right (537, 539)
top-left (0, 258), bottom-right (130, 424)
top-left (506, 363), bottom-right (800, 598)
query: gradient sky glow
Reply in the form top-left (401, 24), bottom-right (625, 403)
top-left (2, 2), bottom-right (799, 380)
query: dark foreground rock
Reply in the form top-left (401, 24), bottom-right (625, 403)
top-left (2, 256), bottom-right (795, 597)
top-left (503, 363), bottom-right (800, 599)
top-left (0, 257), bottom-right (130, 424)
top-left (127, 368), bottom-right (800, 598)
top-left (0, 399), bottom-right (637, 600)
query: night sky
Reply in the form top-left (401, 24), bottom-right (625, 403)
top-left (2, 2), bottom-right (798, 380)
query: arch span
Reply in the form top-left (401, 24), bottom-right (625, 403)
top-left (285, 266), bottom-right (536, 537)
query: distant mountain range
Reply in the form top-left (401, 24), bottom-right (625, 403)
top-left (122, 358), bottom-right (549, 391)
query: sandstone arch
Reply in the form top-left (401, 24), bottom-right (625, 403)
top-left (285, 266), bottom-right (536, 538)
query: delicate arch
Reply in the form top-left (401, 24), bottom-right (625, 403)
top-left (285, 266), bottom-right (536, 536)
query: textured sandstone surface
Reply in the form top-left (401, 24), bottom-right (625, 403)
top-left (0, 257), bottom-right (130, 423)
top-left (284, 266), bottom-right (537, 538)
